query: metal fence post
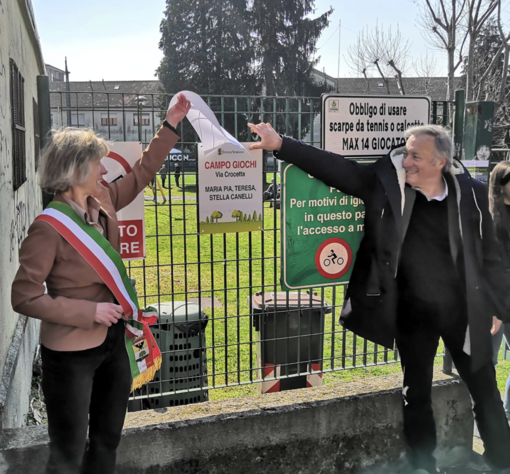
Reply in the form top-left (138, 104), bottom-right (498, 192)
top-left (453, 90), bottom-right (465, 160)
top-left (37, 75), bottom-right (53, 209)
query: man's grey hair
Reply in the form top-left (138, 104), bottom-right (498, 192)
top-left (405, 125), bottom-right (454, 172)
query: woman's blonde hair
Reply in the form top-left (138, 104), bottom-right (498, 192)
top-left (38, 128), bottom-right (109, 194)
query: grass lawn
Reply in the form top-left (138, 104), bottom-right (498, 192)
top-left (131, 182), bottom-right (510, 401)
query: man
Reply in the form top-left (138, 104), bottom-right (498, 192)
top-left (248, 122), bottom-right (510, 474)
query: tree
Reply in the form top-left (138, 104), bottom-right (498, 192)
top-left (158, 0), bottom-right (256, 96)
top-left (211, 211), bottom-right (223, 223)
top-left (232, 210), bottom-right (242, 221)
top-left (416, 0), bottom-right (468, 104)
top-left (465, 12), bottom-right (510, 148)
top-left (464, 0), bottom-right (499, 100)
top-left (346, 23), bottom-right (412, 95)
top-left (250, 0), bottom-right (332, 97)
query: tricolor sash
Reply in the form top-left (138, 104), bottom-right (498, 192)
top-left (36, 201), bottom-right (161, 391)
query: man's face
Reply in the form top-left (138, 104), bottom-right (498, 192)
top-left (402, 134), bottom-right (446, 188)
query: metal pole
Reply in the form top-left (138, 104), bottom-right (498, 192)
top-left (453, 90), bottom-right (465, 160)
top-left (37, 75), bottom-right (54, 209)
top-left (65, 57), bottom-right (71, 127)
top-left (336, 20), bottom-right (341, 93)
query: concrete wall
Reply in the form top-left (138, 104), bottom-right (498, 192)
top-left (0, 371), bottom-right (474, 473)
top-left (0, 0), bottom-right (45, 428)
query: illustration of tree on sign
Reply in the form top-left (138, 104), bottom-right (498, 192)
top-left (252, 210), bottom-right (257, 221)
top-left (206, 216), bottom-right (210, 224)
top-left (232, 210), bottom-right (242, 221)
top-left (258, 213), bottom-right (262, 221)
top-left (211, 211), bottom-right (223, 223)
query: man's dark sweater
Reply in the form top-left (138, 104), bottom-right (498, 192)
top-left (397, 189), bottom-right (465, 319)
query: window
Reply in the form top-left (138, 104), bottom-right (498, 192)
top-left (10, 59), bottom-right (26, 190)
top-left (71, 113), bottom-right (85, 126)
top-left (133, 114), bottom-right (150, 126)
top-left (100, 113), bottom-right (117, 126)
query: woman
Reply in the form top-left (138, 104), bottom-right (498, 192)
top-left (489, 161), bottom-right (510, 423)
top-left (11, 93), bottom-right (191, 474)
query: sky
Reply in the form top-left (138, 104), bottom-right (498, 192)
top-left (31, 0), bottom-right (510, 82)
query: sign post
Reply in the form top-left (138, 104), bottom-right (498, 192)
top-left (281, 94), bottom-right (431, 291)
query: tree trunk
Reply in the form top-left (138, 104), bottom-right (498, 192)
top-left (465, 32), bottom-right (476, 101)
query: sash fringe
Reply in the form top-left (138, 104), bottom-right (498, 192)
top-left (131, 355), bottom-right (162, 392)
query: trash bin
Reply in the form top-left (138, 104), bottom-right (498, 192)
top-left (251, 291), bottom-right (331, 394)
top-left (128, 301), bottom-right (209, 411)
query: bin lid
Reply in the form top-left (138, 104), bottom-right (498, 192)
top-left (153, 301), bottom-right (205, 323)
top-left (251, 291), bottom-right (330, 312)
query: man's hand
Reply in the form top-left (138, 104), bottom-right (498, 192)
top-left (247, 122), bottom-right (283, 151)
top-left (491, 316), bottom-right (503, 336)
top-left (166, 93), bottom-right (191, 129)
top-left (95, 303), bottom-right (125, 327)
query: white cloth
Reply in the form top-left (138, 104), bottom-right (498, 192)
top-left (169, 91), bottom-right (244, 155)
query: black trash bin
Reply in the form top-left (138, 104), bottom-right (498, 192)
top-left (128, 301), bottom-right (209, 412)
top-left (251, 291), bottom-right (331, 393)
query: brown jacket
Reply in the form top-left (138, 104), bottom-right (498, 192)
top-left (11, 126), bottom-right (178, 351)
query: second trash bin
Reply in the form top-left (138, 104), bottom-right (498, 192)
top-left (251, 291), bottom-right (331, 393)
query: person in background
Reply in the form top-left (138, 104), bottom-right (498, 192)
top-left (248, 122), bottom-right (510, 474)
top-left (11, 94), bottom-right (191, 474)
top-left (174, 162), bottom-right (181, 188)
top-left (489, 161), bottom-right (510, 424)
top-left (263, 178), bottom-right (277, 201)
top-left (160, 162), bottom-right (168, 189)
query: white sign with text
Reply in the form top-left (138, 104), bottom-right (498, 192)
top-left (322, 95), bottom-right (431, 157)
top-left (198, 142), bottom-right (262, 234)
top-left (102, 141), bottom-right (145, 260)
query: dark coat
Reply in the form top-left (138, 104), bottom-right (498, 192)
top-left (276, 137), bottom-right (510, 370)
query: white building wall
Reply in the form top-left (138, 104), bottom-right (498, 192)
top-left (0, 0), bottom-right (45, 428)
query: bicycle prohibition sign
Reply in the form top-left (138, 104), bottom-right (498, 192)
top-left (315, 237), bottom-right (353, 279)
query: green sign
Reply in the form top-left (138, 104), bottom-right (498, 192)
top-left (281, 163), bottom-right (365, 291)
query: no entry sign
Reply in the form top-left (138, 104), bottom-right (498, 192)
top-left (102, 142), bottom-right (145, 260)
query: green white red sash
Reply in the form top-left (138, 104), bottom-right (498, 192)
top-left (35, 201), bottom-right (161, 391)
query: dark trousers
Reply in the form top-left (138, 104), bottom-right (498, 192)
top-left (161, 176), bottom-right (167, 188)
top-left (41, 322), bottom-right (132, 474)
top-left (396, 302), bottom-right (510, 471)
top-left (175, 173), bottom-right (180, 187)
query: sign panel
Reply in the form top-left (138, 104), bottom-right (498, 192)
top-left (281, 165), bottom-right (365, 290)
top-left (281, 94), bottom-right (431, 290)
top-left (198, 142), bottom-right (262, 234)
top-left (102, 141), bottom-right (145, 260)
top-left (322, 95), bottom-right (431, 157)
top-left (462, 159), bottom-right (489, 184)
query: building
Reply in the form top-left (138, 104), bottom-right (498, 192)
top-left (45, 64), bottom-right (65, 82)
top-left (49, 79), bottom-right (166, 145)
top-left (0, 0), bottom-right (46, 428)
top-left (312, 68), bottom-right (463, 102)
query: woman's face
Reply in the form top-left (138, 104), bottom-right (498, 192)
top-left (75, 158), bottom-right (108, 196)
top-left (502, 179), bottom-right (510, 205)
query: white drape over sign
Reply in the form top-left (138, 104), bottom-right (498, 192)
top-left (168, 90), bottom-right (245, 155)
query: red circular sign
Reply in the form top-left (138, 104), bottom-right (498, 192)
top-left (315, 238), bottom-right (353, 279)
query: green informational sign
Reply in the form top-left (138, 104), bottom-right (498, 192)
top-left (281, 163), bottom-right (365, 291)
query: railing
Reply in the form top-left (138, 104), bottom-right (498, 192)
top-left (50, 91), bottom-right (449, 405)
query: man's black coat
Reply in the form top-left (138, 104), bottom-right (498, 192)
top-left (276, 137), bottom-right (510, 371)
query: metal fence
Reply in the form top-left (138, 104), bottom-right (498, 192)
top-left (50, 91), bottom-right (449, 405)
